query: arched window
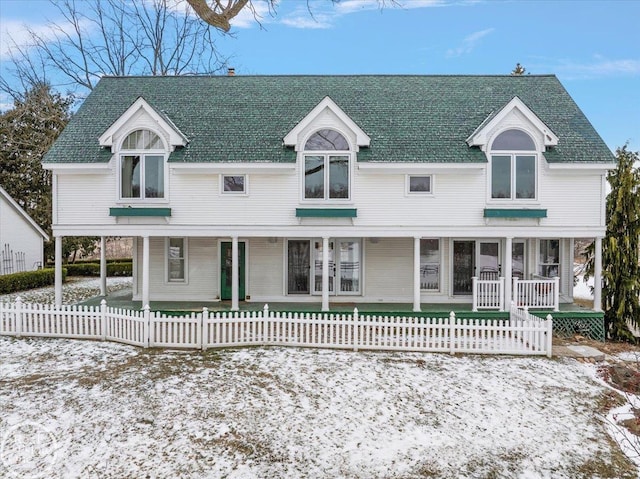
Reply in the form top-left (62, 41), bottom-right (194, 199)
top-left (303, 129), bottom-right (350, 200)
top-left (120, 129), bottom-right (166, 199)
top-left (490, 129), bottom-right (536, 200)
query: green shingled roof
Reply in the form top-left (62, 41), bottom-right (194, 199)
top-left (43, 75), bottom-right (614, 165)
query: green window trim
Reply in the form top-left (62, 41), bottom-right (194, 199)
top-left (296, 208), bottom-right (357, 218)
top-left (109, 207), bottom-right (172, 217)
top-left (484, 208), bottom-right (547, 218)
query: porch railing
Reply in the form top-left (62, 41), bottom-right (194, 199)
top-left (471, 276), bottom-right (560, 312)
top-left (472, 276), bottom-right (505, 311)
top-left (513, 276), bottom-right (559, 311)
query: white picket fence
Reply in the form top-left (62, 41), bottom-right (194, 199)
top-left (0, 298), bottom-right (553, 357)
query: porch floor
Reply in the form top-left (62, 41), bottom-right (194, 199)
top-left (78, 288), bottom-right (601, 318)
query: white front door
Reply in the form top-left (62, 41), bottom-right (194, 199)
top-left (312, 239), bottom-right (361, 295)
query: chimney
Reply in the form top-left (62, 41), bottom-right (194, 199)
top-left (227, 67), bottom-right (235, 76)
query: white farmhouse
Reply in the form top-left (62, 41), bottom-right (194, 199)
top-left (43, 75), bottom-right (613, 315)
top-left (0, 185), bottom-right (48, 274)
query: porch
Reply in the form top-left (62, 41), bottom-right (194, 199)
top-left (78, 287), bottom-right (595, 315)
top-left (75, 287), bottom-right (604, 341)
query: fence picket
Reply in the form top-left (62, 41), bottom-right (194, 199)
top-left (0, 300), bottom-right (552, 356)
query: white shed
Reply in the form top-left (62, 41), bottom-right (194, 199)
top-left (0, 185), bottom-right (49, 274)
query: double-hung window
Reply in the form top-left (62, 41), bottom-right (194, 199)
top-left (538, 239), bottom-right (560, 278)
top-left (120, 129), bottom-right (166, 200)
top-left (420, 239), bottom-right (440, 291)
top-left (490, 129), bottom-right (536, 200)
top-left (303, 129), bottom-right (350, 200)
top-left (167, 238), bottom-right (186, 282)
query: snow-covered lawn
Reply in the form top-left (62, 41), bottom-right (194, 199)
top-left (0, 338), bottom-right (636, 479)
top-left (0, 276), bottom-right (132, 305)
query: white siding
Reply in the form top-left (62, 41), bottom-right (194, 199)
top-left (54, 164), bottom-right (606, 231)
top-left (247, 238), bottom-right (284, 300)
top-left (135, 237), bottom-right (217, 301)
top-left (56, 173), bottom-right (116, 225)
top-left (364, 238), bottom-right (413, 302)
top-left (0, 197), bottom-right (44, 272)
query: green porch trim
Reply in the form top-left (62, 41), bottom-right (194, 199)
top-left (484, 208), bottom-right (547, 218)
top-left (296, 208), bottom-right (357, 218)
top-left (109, 207), bottom-right (172, 217)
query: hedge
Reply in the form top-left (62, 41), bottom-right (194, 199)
top-left (0, 268), bottom-right (68, 295)
top-left (72, 258), bottom-right (132, 265)
top-left (64, 262), bottom-right (132, 277)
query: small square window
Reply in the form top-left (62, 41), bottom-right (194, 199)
top-left (222, 175), bottom-right (246, 194)
top-left (408, 175), bottom-right (432, 194)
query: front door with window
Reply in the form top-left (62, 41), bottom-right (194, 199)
top-left (287, 239), bottom-right (361, 296)
top-left (453, 240), bottom-right (500, 295)
top-left (220, 242), bottom-right (246, 300)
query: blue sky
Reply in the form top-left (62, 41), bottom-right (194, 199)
top-left (1, 0), bottom-right (638, 152)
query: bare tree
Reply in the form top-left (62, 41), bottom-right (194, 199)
top-left (185, 0), bottom-right (251, 32)
top-left (1, 0), bottom-right (227, 100)
top-left (185, 0), bottom-right (398, 31)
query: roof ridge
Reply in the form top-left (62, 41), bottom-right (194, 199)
top-left (100, 74), bottom-right (559, 79)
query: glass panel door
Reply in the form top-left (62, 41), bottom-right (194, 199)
top-left (337, 240), bottom-right (360, 295)
top-left (311, 239), bottom-right (361, 295)
top-left (478, 241), bottom-right (500, 280)
top-left (512, 241), bottom-right (525, 279)
top-left (453, 241), bottom-right (475, 295)
top-left (287, 240), bottom-right (310, 294)
top-left (313, 240), bottom-right (335, 294)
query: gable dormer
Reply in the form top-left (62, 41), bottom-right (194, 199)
top-left (99, 97), bottom-right (188, 152)
top-left (283, 96), bottom-right (370, 152)
top-left (466, 96), bottom-right (558, 152)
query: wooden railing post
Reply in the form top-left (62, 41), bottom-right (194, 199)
top-left (553, 277), bottom-right (560, 312)
top-left (143, 304), bottom-right (150, 348)
top-left (546, 314), bottom-right (553, 357)
top-left (449, 311), bottom-right (456, 354)
top-left (513, 277), bottom-right (519, 306)
top-left (200, 307), bottom-right (207, 350)
top-left (15, 296), bottom-right (22, 338)
top-left (263, 304), bottom-right (269, 345)
top-left (353, 307), bottom-right (359, 352)
top-left (499, 277), bottom-right (505, 311)
top-left (471, 277), bottom-right (478, 311)
top-left (100, 299), bottom-right (107, 340)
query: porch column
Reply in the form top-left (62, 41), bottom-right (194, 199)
top-left (54, 236), bottom-right (63, 306)
top-left (231, 236), bottom-right (239, 311)
top-left (413, 237), bottom-right (421, 312)
top-left (594, 236), bottom-right (603, 312)
top-left (142, 236), bottom-right (150, 307)
top-left (99, 236), bottom-right (107, 297)
top-left (321, 236), bottom-right (330, 312)
top-left (503, 237), bottom-right (513, 311)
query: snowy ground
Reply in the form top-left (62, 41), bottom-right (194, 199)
top-left (0, 276), bottom-right (132, 305)
top-left (1, 277), bottom-right (637, 478)
top-left (0, 337), bottom-right (637, 479)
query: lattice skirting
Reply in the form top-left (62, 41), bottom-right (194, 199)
top-left (552, 316), bottom-right (605, 342)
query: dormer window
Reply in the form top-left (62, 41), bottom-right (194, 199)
top-left (490, 129), bottom-right (536, 200)
top-left (120, 129), bottom-right (166, 200)
top-left (303, 129), bottom-right (351, 200)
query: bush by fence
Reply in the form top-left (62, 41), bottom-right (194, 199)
top-left (63, 262), bottom-right (132, 277)
top-left (0, 268), bottom-right (68, 295)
